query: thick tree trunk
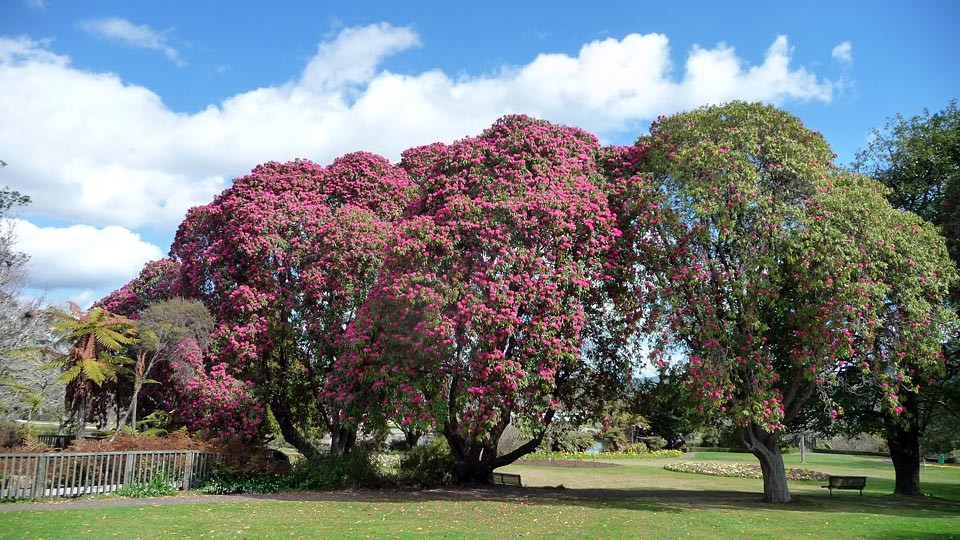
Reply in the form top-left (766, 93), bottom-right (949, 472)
top-left (887, 421), bottom-right (922, 496)
top-left (443, 410), bottom-right (555, 484)
top-left (739, 423), bottom-right (791, 503)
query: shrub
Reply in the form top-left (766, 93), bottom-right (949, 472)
top-left (116, 469), bottom-right (178, 498)
top-left (199, 449), bottom-right (386, 495)
top-left (0, 419), bottom-right (26, 449)
top-left (69, 430), bottom-right (212, 453)
top-left (397, 438), bottom-right (456, 487)
top-left (617, 442), bottom-right (648, 455)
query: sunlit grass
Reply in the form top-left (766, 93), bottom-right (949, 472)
top-left (1, 453), bottom-right (958, 540)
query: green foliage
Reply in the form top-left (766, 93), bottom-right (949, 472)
top-left (198, 469), bottom-right (288, 495)
top-left (200, 450), bottom-right (386, 494)
top-left (115, 470), bottom-right (178, 498)
top-left (633, 365), bottom-right (697, 450)
top-left (617, 442), bottom-right (649, 454)
top-left (545, 423), bottom-right (596, 453)
top-left (397, 438), bottom-right (456, 487)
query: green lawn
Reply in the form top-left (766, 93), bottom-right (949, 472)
top-left (1, 453), bottom-right (958, 540)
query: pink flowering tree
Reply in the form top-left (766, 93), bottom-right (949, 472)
top-left (96, 258), bottom-right (182, 318)
top-left (330, 115), bottom-right (620, 483)
top-left (606, 103), bottom-right (956, 503)
top-left (171, 154), bottom-right (416, 456)
top-left (168, 339), bottom-right (264, 442)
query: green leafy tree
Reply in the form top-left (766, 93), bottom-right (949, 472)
top-left (46, 303), bottom-right (137, 439)
top-left (606, 102), bottom-right (957, 502)
top-left (854, 100), bottom-right (960, 494)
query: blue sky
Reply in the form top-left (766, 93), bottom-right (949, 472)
top-left (1, 0), bottom-right (958, 306)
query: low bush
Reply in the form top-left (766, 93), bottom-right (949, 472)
top-left (199, 449), bottom-right (387, 495)
top-left (69, 430), bottom-right (212, 453)
top-left (397, 438), bottom-right (456, 487)
top-left (116, 470), bottom-right (178, 498)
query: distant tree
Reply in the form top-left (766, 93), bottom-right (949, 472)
top-left (632, 364), bottom-right (698, 450)
top-left (606, 102), bottom-right (956, 503)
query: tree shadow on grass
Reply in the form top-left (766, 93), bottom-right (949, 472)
top-left (240, 485), bottom-right (960, 518)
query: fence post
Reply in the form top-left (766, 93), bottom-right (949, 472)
top-left (182, 451), bottom-right (195, 490)
top-left (30, 455), bottom-right (48, 500)
top-left (123, 452), bottom-right (135, 488)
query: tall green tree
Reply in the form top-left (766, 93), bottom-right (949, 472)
top-left (607, 102), bottom-right (957, 503)
top-left (854, 100), bottom-right (960, 494)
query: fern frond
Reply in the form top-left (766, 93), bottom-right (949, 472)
top-left (82, 358), bottom-right (107, 386)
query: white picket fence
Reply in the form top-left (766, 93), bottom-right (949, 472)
top-left (0, 450), bottom-right (217, 500)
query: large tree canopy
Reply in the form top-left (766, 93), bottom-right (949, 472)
top-left (330, 115), bottom-right (620, 482)
top-left (607, 102), bottom-right (957, 502)
top-left (170, 153), bottom-right (416, 456)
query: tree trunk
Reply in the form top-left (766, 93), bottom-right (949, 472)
top-left (739, 423), bottom-right (791, 503)
top-left (328, 422), bottom-right (357, 456)
top-left (403, 427), bottom-right (423, 448)
top-left (75, 394), bottom-right (87, 440)
top-left (887, 421), bottom-right (922, 496)
top-left (442, 409), bottom-right (555, 484)
top-left (269, 399), bottom-right (322, 460)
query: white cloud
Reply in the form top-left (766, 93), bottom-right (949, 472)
top-left (0, 25), bottom-right (840, 300)
top-left (8, 219), bottom-right (164, 291)
top-left (25, 0), bottom-right (46, 11)
top-left (832, 41), bottom-right (853, 64)
top-left (79, 17), bottom-right (185, 66)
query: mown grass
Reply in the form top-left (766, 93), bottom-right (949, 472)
top-left (1, 453), bottom-right (958, 540)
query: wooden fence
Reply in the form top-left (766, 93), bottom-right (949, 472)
top-left (0, 450), bottom-right (218, 501)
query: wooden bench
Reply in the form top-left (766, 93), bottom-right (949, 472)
top-left (822, 475), bottom-right (866, 496)
top-left (491, 472), bottom-right (522, 486)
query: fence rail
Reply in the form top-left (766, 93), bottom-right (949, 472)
top-left (0, 450), bottom-right (218, 501)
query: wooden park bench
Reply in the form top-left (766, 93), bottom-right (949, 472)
top-left (491, 472), bottom-right (522, 487)
top-left (822, 475), bottom-right (867, 496)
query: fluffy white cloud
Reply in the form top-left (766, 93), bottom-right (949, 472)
top-left (1, 26), bottom-right (838, 229)
top-left (0, 24), bottom-right (842, 300)
top-left (79, 17), bottom-right (185, 66)
top-left (832, 41), bottom-right (853, 64)
top-left (8, 219), bottom-right (164, 291)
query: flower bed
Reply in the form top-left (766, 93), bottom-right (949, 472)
top-left (663, 461), bottom-right (829, 481)
top-left (528, 449), bottom-right (683, 460)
